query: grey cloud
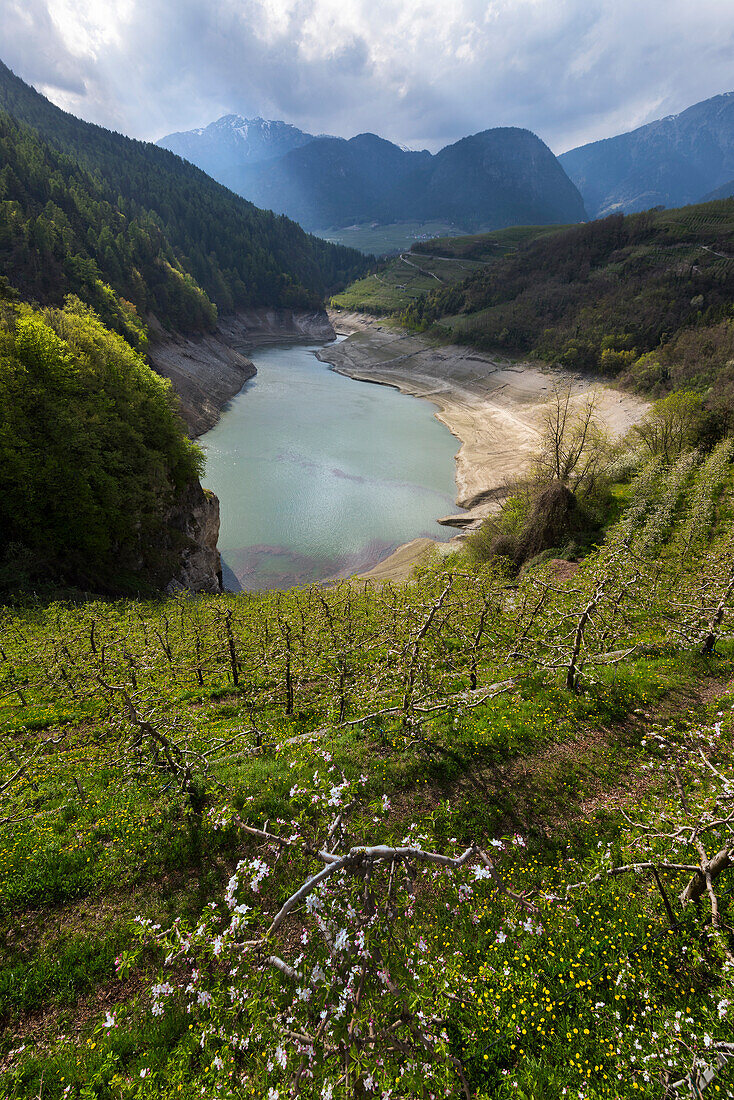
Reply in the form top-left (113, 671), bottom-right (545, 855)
top-left (3, 0), bottom-right (89, 96)
top-left (1, 0), bottom-right (733, 155)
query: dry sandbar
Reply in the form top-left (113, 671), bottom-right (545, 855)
top-left (318, 311), bottom-right (647, 580)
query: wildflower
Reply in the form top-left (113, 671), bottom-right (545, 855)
top-left (334, 928), bottom-right (349, 952)
top-left (306, 892), bottom-right (323, 913)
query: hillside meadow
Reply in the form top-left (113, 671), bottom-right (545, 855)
top-left (2, 441), bottom-right (734, 1098)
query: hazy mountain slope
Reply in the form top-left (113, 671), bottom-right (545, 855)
top-left (157, 114), bottom-right (317, 189)
top-left (702, 179), bottom-right (734, 202)
top-left (232, 126), bottom-right (585, 231)
top-left (560, 92), bottom-right (734, 217)
top-left (0, 62), bottom-right (370, 327)
top-left (407, 128), bottom-right (587, 228)
top-left (236, 132), bottom-right (433, 228)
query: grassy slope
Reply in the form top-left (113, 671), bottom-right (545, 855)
top-left (313, 221), bottom-right (468, 256)
top-left (2, 451), bottom-right (734, 1097)
top-left (330, 224), bottom-right (565, 315)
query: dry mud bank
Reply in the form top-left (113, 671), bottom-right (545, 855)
top-left (320, 311), bottom-right (647, 580)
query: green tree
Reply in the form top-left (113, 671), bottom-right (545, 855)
top-left (0, 297), bottom-right (203, 594)
top-left (631, 391), bottom-right (704, 462)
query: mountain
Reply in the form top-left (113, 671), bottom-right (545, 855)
top-left (222, 126), bottom-right (586, 231)
top-left (0, 62), bottom-right (370, 335)
top-left (234, 132), bottom-right (431, 228)
top-left (702, 179), bottom-right (734, 202)
top-left (157, 114), bottom-right (318, 190)
top-left (560, 92), bottom-right (734, 218)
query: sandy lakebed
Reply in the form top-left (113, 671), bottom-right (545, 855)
top-left (318, 311), bottom-right (648, 582)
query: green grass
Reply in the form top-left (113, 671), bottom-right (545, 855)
top-left (330, 223), bottom-right (569, 315)
top-left (313, 221), bottom-right (471, 256)
top-left (2, 455), bottom-right (734, 1096)
top-left (330, 252), bottom-right (486, 314)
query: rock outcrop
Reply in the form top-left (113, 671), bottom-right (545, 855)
top-left (148, 321), bottom-right (256, 438)
top-left (217, 308), bottom-right (336, 350)
top-left (165, 480), bottom-right (223, 594)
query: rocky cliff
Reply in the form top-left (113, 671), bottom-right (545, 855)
top-left (149, 308), bottom-right (335, 436)
top-left (165, 480), bottom-right (223, 594)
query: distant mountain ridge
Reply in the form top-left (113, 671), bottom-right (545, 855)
top-left (702, 178), bottom-right (734, 202)
top-left (159, 117), bottom-right (587, 232)
top-left (158, 115), bottom-right (319, 187)
top-left (560, 92), bottom-right (734, 218)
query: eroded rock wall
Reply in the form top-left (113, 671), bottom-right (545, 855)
top-left (165, 481), bottom-right (223, 594)
top-left (149, 308), bottom-right (335, 437)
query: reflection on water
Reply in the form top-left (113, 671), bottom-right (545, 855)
top-left (201, 339), bottom-right (460, 590)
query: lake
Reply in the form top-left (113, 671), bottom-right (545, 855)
top-left (201, 338), bottom-right (460, 590)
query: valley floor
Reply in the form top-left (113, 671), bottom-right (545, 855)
top-left (320, 311), bottom-right (647, 579)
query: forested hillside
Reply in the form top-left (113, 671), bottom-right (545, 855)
top-left (402, 201), bottom-right (734, 424)
top-left (0, 62), bottom-right (370, 335)
top-left (0, 295), bottom-right (210, 595)
top-left (0, 115), bottom-right (214, 344)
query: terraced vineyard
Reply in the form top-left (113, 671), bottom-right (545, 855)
top-left (330, 225), bottom-right (564, 316)
top-left (3, 444), bottom-right (734, 1098)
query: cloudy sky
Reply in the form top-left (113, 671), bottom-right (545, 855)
top-left (3, 0), bottom-right (734, 153)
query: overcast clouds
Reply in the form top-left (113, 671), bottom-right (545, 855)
top-left (2, 0), bottom-right (734, 153)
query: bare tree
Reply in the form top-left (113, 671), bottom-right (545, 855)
top-left (534, 382), bottom-right (614, 498)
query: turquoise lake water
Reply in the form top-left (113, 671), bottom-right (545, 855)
top-left (200, 339), bottom-right (459, 590)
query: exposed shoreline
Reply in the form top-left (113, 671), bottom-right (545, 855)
top-left (149, 308), bottom-right (335, 437)
top-left (318, 310), bottom-right (648, 581)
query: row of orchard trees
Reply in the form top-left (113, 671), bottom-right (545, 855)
top-left (3, 438), bottom-right (734, 804)
top-left (3, 440), bottom-right (734, 1095)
